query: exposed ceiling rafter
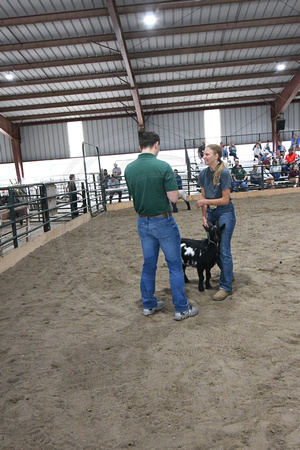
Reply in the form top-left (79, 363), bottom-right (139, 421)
top-left (8, 93), bottom-right (277, 122)
top-left (0, 0), bottom-right (298, 126)
top-left (1, 37), bottom-right (298, 74)
top-left (0, 0), bottom-right (267, 27)
top-left (0, 81), bottom-right (288, 106)
top-left (1, 15), bottom-right (299, 53)
top-left (106, 0), bottom-right (144, 127)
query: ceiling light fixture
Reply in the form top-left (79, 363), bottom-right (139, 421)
top-left (276, 63), bottom-right (286, 71)
top-left (144, 12), bottom-right (157, 27)
top-left (4, 71), bottom-right (15, 80)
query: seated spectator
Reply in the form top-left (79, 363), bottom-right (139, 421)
top-left (262, 154), bottom-right (272, 166)
top-left (262, 166), bottom-right (275, 188)
top-left (220, 141), bottom-right (228, 158)
top-left (98, 168), bottom-right (110, 186)
top-left (198, 141), bottom-right (205, 162)
top-left (250, 164), bottom-right (263, 187)
top-left (112, 163), bottom-right (122, 180)
top-left (263, 140), bottom-right (272, 155)
top-left (276, 140), bottom-right (286, 159)
top-left (103, 169), bottom-right (110, 186)
top-left (288, 163), bottom-right (299, 187)
top-left (291, 133), bottom-right (300, 149)
top-left (282, 147), bottom-right (298, 174)
top-left (228, 141), bottom-right (238, 160)
top-left (253, 143), bottom-right (263, 161)
top-left (270, 159), bottom-right (281, 181)
top-left (107, 174), bottom-right (122, 203)
top-left (231, 159), bottom-right (240, 179)
top-left (253, 140), bottom-right (262, 150)
top-left (231, 164), bottom-right (249, 192)
top-left (171, 169), bottom-right (191, 212)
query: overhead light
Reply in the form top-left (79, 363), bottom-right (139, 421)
top-left (276, 63), bottom-right (286, 71)
top-left (4, 71), bottom-right (15, 80)
top-left (144, 12), bottom-right (157, 27)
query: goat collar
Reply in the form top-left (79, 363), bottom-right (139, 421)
top-left (207, 234), bottom-right (218, 246)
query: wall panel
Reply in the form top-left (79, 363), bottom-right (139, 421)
top-left (147, 111), bottom-right (205, 150)
top-left (20, 123), bottom-right (70, 161)
top-left (220, 105), bottom-right (272, 145)
top-left (280, 102), bottom-right (300, 141)
top-left (82, 117), bottom-right (139, 156)
top-left (82, 111), bottom-right (205, 155)
top-left (0, 133), bottom-right (13, 163)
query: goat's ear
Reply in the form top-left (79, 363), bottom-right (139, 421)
top-left (203, 224), bottom-right (209, 232)
top-left (220, 223), bottom-right (225, 231)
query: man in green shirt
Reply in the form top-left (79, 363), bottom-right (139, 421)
top-left (125, 130), bottom-right (198, 321)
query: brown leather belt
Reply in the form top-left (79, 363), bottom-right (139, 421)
top-left (138, 212), bottom-right (172, 218)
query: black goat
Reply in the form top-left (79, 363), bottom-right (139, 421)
top-left (181, 222), bottom-right (225, 291)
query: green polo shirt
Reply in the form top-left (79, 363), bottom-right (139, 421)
top-left (124, 153), bottom-right (178, 216)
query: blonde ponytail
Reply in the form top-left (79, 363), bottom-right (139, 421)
top-left (206, 144), bottom-right (225, 186)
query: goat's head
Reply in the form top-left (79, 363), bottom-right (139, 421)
top-left (203, 221), bottom-right (225, 243)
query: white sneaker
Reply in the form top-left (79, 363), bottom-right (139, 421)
top-left (143, 301), bottom-right (165, 316)
top-left (174, 305), bottom-right (199, 321)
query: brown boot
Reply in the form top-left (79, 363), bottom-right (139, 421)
top-left (212, 289), bottom-right (232, 301)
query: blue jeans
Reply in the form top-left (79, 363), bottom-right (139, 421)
top-left (207, 202), bottom-right (236, 292)
top-left (137, 215), bottom-right (189, 313)
top-left (232, 181), bottom-right (248, 191)
top-left (222, 149), bottom-right (228, 158)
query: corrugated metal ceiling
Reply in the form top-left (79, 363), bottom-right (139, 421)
top-left (0, 0), bottom-right (299, 126)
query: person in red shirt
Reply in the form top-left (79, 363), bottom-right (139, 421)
top-left (285, 147), bottom-right (297, 164)
top-left (282, 147), bottom-right (298, 175)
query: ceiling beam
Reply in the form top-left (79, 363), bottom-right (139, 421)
top-left (8, 94), bottom-right (278, 122)
top-left (274, 71), bottom-right (300, 115)
top-left (0, 85), bottom-right (130, 101)
top-left (106, 0), bottom-right (144, 127)
top-left (0, 81), bottom-right (287, 103)
top-left (18, 101), bottom-right (299, 127)
top-left (0, 96), bottom-right (133, 112)
top-left (0, 71), bottom-right (127, 88)
top-left (0, 1), bottom-right (265, 27)
top-left (1, 15), bottom-right (299, 53)
top-left (0, 64), bottom-right (298, 89)
top-left (1, 38), bottom-right (298, 73)
top-left (134, 55), bottom-right (300, 75)
top-left (0, 55), bottom-right (122, 73)
top-left (131, 37), bottom-right (300, 59)
top-left (0, 114), bottom-right (20, 140)
top-left (20, 99), bottom-right (300, 127)
top-left (0, 115), bottom-right (23, 182)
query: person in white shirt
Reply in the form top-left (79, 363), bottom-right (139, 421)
top-left (259, 165), bottom-right (275, 188)
top-left (112, 163), bottom-right (122, 180)
top-left (253, 143), bottom-right (263, 161)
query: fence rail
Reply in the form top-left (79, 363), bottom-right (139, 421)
top-left (1, 160), bottom-right (299, 256)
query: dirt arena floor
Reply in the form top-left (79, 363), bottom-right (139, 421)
top-left (1, 192), bottom-right (300, 449)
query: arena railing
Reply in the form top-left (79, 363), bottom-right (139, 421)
top-left (0, 181), bottom-right (89, 256)
top-left (184, 129), bottom-right (300, 149)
